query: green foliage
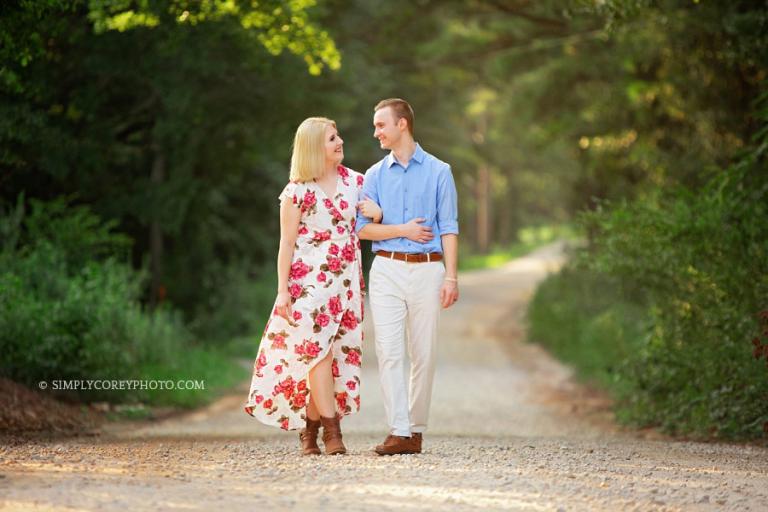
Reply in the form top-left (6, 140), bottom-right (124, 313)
top-left (0, 197), bottom-right (243, 406)
top-left (528, 266), bottom-right (648, 395)
top-left (188, 261), bottom-right (277, 344)
top-left (530, 149), bottom-right (768, 439)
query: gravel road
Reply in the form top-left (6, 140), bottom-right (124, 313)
top-left (2, 242), bottom-right (766, 511)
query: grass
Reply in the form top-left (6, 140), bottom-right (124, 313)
top-left (459, 224), bottom-right (577, 271)
top-left (526, 267), bottom-right (648, 393)
top-left (135, 345), bottom-right (250, 408)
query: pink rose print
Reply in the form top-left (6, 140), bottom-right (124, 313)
top-left (329, 243), bottom-right (339, 256)
top-left (275, 376), bottom-right (295, 400)
top-left (316, 313), bottom-right (330, 327)
top-left (280, 418), bottom-right (289, 430)
top-left (254, 394), bottom-right (264, 404)
top-left (290, 259), bottom-right (312, 280)
top-left (274, 364), bottom-right (283, 374)
top-left (328, 295), bottom-right (343, 316)
top-left (298, 224), bottom-right (308, 235)
top-left (291, 392), bottom-right (306, 409)
top-left (311, 230), bottom-right (331, 247)
top-left (323, 198), bottom-right (333, 209)
top-left (347, 289), bottom-right (353, 300)
top-left (295, 339), bottom-right (322, 364)
top-left (332, 358), bottom-right (340, 378)
top-left (268, 331), bottom-right (288, 350)
top-left (339, 199), bottom-right (348, 210)
top-left (293, 310), bottom-right (302, 321)
top-left (354, 395), bottom-right (361, 410)
top-left (335, 391), bottom-right (348, 411)
top-left (317, 272), bottom-right (327, 283)
top-left (254, 352), bottom-right (267, 375)
top-left (338, 166), bottom-right (349, 178)
top-left (344, 348), bottom-right (361, 367)
top-left (341, 310), bottom-right (358, 330)
top-left (337, 225), bottom-right (345, 234)
top-left (346, 380), bottom-right (357, 391)
top-left (328, 257), bottom-right (342, 273)
top-left (302, 191), bottom-right (316, 212)
top-left (289, 283), bottom-right (303, 299)
top-left (356, 175), bottom-right (364, 187)
top-left (341, 243), bottom-right (355, 262)
top-left (263, 399), bottom-right (273, 409)
top-left (297, 379), bottom-right (307, 392)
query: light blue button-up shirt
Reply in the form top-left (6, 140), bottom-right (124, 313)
top-left (356, 143), bottom-right (459, 254)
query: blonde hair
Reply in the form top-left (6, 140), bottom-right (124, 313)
top-left (290, 117), bottom-right (336, 182)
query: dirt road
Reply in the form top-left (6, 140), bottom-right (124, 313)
top-left (2, 242), bottom-right (767, 511)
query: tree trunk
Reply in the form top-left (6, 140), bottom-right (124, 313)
top-left (476, 164), bottom-right (490, 253)
top-left (149, 151), bottom-right (165, 309)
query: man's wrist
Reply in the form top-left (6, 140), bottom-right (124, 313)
top-left (444, 276), bottom-right (458, 282)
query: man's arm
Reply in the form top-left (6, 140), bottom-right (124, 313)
top-left (436, 165), bottom-right (459, 308)
top-left (358, 218), bottom-right (435, 242)
top-left (439, 235), bottom-right (459, 308)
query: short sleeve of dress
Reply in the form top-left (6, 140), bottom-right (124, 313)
top-left (278, 181), bottom-right (301, 208)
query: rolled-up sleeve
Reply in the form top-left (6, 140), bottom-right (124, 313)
top-left (436, 165), bottom-right (459, 235)
top-left (355, 168), bottom-right (379, 233)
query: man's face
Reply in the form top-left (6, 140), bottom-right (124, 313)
top-left (373, 107), bottom-right (402, 150)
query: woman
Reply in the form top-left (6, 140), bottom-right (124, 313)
top-left (244, 117), bottom-right (380, 455)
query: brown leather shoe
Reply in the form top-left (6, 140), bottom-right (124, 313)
top-left (299, 417), bottom-right (322, 456)
top-left (374, 434), bottom-right (420, 455)
top-left (412, 432), bottom-right (423, 453)
top-left (320, 415), bottom-right (346, 455)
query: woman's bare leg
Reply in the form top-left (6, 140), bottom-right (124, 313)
top-left (308, 351), bottom-right (336, 418)
top-left (306, 395), bottom-right (320, 421)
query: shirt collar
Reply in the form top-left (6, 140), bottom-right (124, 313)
top-left (386, 143), bottom-right (425, 168)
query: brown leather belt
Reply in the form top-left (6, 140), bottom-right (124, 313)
top-left (376, 250), bottom-right (443, 263)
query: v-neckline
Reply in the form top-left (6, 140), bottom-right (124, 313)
top-left (314, 172), bottom-right (340, 202)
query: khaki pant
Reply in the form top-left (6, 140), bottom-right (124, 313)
top-left (369, 255), bottom-right (445, 436)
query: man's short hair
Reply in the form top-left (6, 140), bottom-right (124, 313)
top-left (374, 98), bottom-right (414, 136)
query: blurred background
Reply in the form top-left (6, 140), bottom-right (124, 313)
top-left (1, 0), bottom-right (766, 439)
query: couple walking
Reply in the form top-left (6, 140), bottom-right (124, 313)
top-left (244, 98), bottom-right (459, 456)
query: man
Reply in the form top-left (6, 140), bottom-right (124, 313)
top-left (356, 98), bottom-right (459, 455)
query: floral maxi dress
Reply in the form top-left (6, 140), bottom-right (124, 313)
top-left (244, 166), bottom-right (365, 430)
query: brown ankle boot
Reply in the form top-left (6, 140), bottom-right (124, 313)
top-left (320, 415), bottom-right (346, 455)
top-left (299, 417), bottom-right (322, 456)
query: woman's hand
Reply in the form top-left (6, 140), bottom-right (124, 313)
top-left (274, 291), bottom-right (293, 322)
top-left (357, 197), bottom-right (382, 223)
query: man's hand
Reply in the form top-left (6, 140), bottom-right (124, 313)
top-left (357, 197), bottom-right (382, 222)
top-left (440, 279), bottom-right (459, 308)
top-left (402, 217), bottom-right (434, 243)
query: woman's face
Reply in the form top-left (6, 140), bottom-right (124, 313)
top-left (324, 124), bottom-right (344, 167)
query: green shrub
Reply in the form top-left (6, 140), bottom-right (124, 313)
top-left (0, 196), bottom-right (246, 406)
top-left (530, 160), bottom-right (768, 439)
top-left (188, 260), bottom-right (276, 347)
